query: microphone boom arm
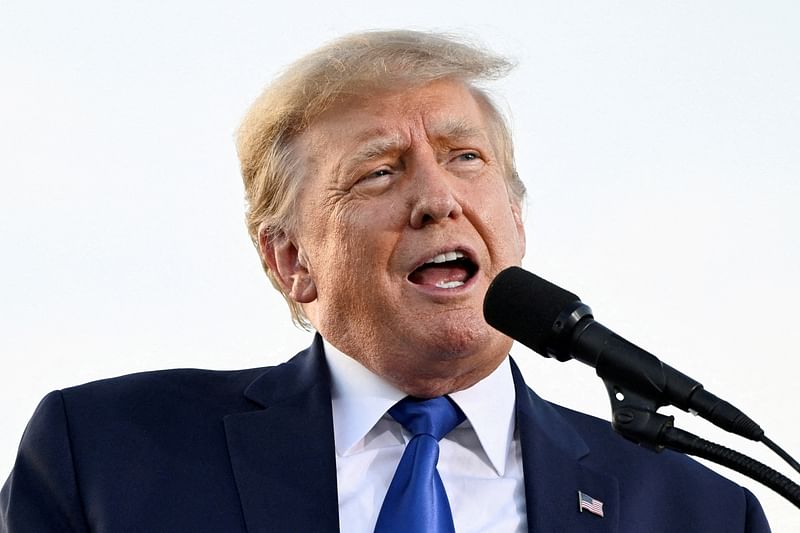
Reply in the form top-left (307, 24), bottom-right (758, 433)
top-left (604, 375), bottom-right (800, 509)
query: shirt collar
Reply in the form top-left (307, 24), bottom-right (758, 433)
top-left (449, 355), bottom-right (516, 476)
top-left (324, 339), bottom-right (406, 458)
top-left (323, 338), bottom-right (516, 476)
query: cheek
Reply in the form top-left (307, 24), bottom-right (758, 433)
top-left (511, 207), bottom-right (526, 257)
top-left (341, 200), bottom-right (406, 249)
top-left (468, 186), bottom-right (525, 259)
top-left (316, 210), bottom-right (399, 291)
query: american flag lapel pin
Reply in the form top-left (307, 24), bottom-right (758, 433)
top-left (578, 490), bottom-right (605, 518)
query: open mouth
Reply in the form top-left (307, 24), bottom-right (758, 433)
top-left (407, 250), bottom-right (478, 289)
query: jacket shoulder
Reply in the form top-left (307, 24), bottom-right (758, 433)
top-left (62, 366), bottom-right (271, 406)
top-left (550, 401), bottom-right (731, 481)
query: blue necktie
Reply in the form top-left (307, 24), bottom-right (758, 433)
top-left (374, 396), bottom-right (466, 533)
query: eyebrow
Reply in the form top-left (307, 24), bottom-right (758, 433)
top-left (335, 119), bottom-right (489, 182)
top-left (428, 117), bottom-right (486, 144)
top-left (352, 133), bottom-right (405, 162)
top-left (334, 130), bottom-right (405, 182)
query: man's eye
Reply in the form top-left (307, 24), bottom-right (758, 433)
top-left (359, 168), bottom-right (390, 181)
top-left (354, 167), bottom-right (393, 188)
top-left (457, 152), bottom-right (480, 162)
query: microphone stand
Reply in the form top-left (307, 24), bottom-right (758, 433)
top-left (603, 380), bottom-right (800, 509)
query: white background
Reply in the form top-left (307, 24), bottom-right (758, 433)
top-left (1, 1), bottom-right (798, 529)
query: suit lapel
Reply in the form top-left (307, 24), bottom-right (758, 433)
top-left (512, 360), bottom-right (619, 533)
top-left (224, 335), bottom-right (340, 533)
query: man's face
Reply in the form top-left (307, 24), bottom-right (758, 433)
top-left (267, 79), bottom-right (525, 396)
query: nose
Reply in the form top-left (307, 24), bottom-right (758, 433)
top-left (408, 162), bottom-right (464, 229)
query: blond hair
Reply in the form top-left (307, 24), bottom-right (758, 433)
top-left (237, 29), bottom-right (525, 328)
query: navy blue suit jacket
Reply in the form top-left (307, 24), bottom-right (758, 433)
top-left (1, 335), bottom-right (770, 532)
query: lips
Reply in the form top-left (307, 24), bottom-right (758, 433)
top-left (407, 248), bottom-right (478, 289)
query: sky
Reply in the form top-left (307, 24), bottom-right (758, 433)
top-left (1, 0), bottom-right (799, 528)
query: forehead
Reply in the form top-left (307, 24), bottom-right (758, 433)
top-left (298, 79), bottom-right (492, 162)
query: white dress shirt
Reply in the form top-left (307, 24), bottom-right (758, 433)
top-left (323, 339), bottom-right (527, 533)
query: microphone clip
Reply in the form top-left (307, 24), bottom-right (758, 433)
top-left (602, 380), bottom-right (674, 452)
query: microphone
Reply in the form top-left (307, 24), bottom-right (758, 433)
top-left (483, 266), bottom-right (763, 441)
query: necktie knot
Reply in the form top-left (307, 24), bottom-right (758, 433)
top-left (389, 396), bottom-right (465, 441)
top-left (375, 396), bottom-right (466, 533)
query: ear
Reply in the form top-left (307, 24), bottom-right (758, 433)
top-left (511, 202), bottom-right (526, 259)
top-left (258, 225), bottom-right (317, 304)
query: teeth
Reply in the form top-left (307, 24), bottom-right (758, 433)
top-left (425, 250), bottom-right (465, 265)
top-left (435, 280), bottom-right (465, 289)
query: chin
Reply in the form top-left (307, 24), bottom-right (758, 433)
top-left (416, 314), bottom-right (494, 360)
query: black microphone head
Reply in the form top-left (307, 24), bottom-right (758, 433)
top-left (483, 266), bottom-right (581, 357)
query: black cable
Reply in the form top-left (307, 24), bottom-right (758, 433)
top-left (661, 426), bottom-right (800, 509)
top-left (761, 435), bottom-right (800, 476)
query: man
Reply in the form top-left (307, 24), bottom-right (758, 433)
top-left (1, 30), bottom-right (769, 532)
